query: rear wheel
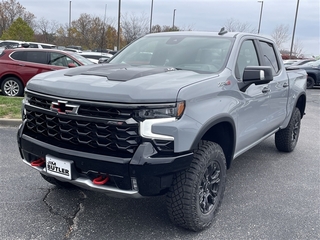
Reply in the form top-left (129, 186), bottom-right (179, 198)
top-left (1, 77), bottom-right (24, 96)
top-left (40, 173), bottom-right (76, 188)
top-left (275, 107), bottom-right (301, 152)
top-left (166, 141), bottom-right (226, 231)
top-left (306, 76), bottom-right (315, 89)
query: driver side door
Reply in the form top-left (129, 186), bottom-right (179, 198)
top-left (234, 39), bottom-right (273, 154)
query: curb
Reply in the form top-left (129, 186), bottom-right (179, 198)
top-left (0, 118), bottom-right (22, 127)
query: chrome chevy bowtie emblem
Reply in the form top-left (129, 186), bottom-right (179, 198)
top-left (50, 100), bottom-right (79, 114)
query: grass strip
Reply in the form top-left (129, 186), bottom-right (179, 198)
top-left (0, 95), bottom-right (23, 119)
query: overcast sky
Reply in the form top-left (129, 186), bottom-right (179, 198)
top-left (19, 0), bottom-right (320, 56)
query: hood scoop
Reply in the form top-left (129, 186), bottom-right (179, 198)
top-left (64, 64), bottom-right (176, 81)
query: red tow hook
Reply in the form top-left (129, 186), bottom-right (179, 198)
top-left (93, 175), bottom-right (109, 185)
top-left (31, 158), bottom-right (45, 167)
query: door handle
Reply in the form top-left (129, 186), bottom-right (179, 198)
top-left (262, 87), bottom-right (270, 93)
top-left (283, 82), bottom-right (289, 88)
top-left (18, 64), bottom-right (25, 66)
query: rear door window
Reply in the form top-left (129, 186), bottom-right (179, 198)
top-left (25, 51), bottom-right (48, 64)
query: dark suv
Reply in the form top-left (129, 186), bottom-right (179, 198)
top-left (0, 48), bottom-right (94, 96)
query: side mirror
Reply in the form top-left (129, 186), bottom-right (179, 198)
top-left (68, 63), bottom-right (77, 68)
top-left (243, 66), bottom-right (273, 85)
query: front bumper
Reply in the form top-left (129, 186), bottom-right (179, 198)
top-left (17, 123), bottom-right (193, 198)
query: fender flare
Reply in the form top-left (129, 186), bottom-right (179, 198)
top-left (190, 115), bottom-right (236, 168)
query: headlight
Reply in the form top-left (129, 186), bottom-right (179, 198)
top-left (138, 101), bottom-right (185, 141)
top-left (21, 94), bottom-right (30, 120)
top-left (23, 93), bottom-right (30, 104)
top-left (140, 118), bottom-right (175, 140)
top-left (135, 101), bottom-right (185, 120)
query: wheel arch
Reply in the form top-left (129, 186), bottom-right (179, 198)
top-left (0, 73), bottom-right (24, 87)
top-left (306, 72), bottom-right (316, 81)
top-left (191, 117), bottom-right (236, 169)
top-left (0, 74), bottom-right (25, 96)
top-left (295, 93), bottom-right (306, 119)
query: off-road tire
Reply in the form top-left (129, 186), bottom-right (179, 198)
top-left (306, 76), bottom-right (315, 89)
top-left (40, 173), bottom-right (76, 188)
top-left (166, 141), bottom-right (226, 231)
top-left (1, 77), bottom-right (24, 97)
top-left (275, 107), bottom-right (301, 152)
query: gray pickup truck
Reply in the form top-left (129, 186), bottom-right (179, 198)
top-left (17, 30), bottom-right (307, 231)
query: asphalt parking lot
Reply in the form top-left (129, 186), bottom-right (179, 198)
top-left (0, 88), bottom-right (319, 240)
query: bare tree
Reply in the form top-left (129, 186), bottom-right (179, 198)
top-left (54, 24), bottom-right (69, 47)
top-left (224, 18), bottom-right (256, 33)
top-left (150, 24), bottom-right (181, 33)
top-left (34, 17), bottom-right (59, 43)
top-left (271, 24), bottom-right (290, 49)
top-left (292, 39), bottom-right (304, 58)
top-left (0, 0), bottom-right (35, 37)
top-left (53, 13), bottom-right (118, 50)
top-left (121, 12), bottom-right (149, 44)
top-left (151, 24), bottom-right (162, 33)
top-left (72, 13), bottom-right (94, 48)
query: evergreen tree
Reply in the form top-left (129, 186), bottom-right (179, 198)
top-left (1, 17), bottom-right (34, 41)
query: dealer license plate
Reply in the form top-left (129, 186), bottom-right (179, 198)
top-left (46, 155), bottom-right (72, 180)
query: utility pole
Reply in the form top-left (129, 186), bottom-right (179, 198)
top-left (290, 0), bottom-right (300, 58)
top-left (69, 1), bottom-right (71, 30)
top-left (68, 1), bottom-right (71, 39)
top-left (101, 4), bottom-right (107, 51)
top-left (172, 9), bottom-right (176, 30)
top-left (117, 0), bottom-right (121, 51)
top-left (150, 0), bottom-right (154, 33)
top-left (257, 1), bottom-right (264, 34)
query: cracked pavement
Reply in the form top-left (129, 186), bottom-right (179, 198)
top-left (0, 88), bottom-right (319, 239)
top-left (43, 188), bottom-right (87, 239)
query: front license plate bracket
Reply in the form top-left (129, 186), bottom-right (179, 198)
top-left (46, 155), bottom-right (73, 180)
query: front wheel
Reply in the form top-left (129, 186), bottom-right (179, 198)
top-left (275, 107), bottom-right (301, 152)
top-left (166, 141), bottom-right (226, 231)
top-left (1, 77), bottom-right (24, 96)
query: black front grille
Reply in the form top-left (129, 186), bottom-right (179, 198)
top-left (25, 93), bottom-right (175, 156)
top-left (78, 105), bottom-right (132, 120)
top-left (25, 109), bottom-right (141, 157)
top-left (29, 96), bottom-right (52, 109)
top-left (28, 95), bottom-right (134, 120)
top-left (153, 139), bottom-right (174, 152)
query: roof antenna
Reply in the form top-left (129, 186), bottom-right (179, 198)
top-left (218, 27), bottom-right (228, 35)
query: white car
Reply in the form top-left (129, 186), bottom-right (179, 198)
top-left (63, 48), bottom-right (82, 53)
top-left (0, 40), bottom-right (56, 49)
top-left (79, 52), bottom-right (113, 64)
top-left (0, 40), bottom-right (25, 48)
top-left (28, 42), bottom-right (56, 49)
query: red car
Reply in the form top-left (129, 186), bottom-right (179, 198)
top-left (0, 48), bottom-right (94, 96)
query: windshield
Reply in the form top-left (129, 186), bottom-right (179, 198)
top-left (69, 52), bottom-right (95, 65)
top-left (109, 34), bottom-right (233, 73)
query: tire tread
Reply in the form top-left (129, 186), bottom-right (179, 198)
top-left (166, 141), bottom-right (226, 231)
top-left (275, 107), bottom-right (301, 152)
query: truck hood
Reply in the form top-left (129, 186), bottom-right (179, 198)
top-left (26, 64), bottom-right (217, 102)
